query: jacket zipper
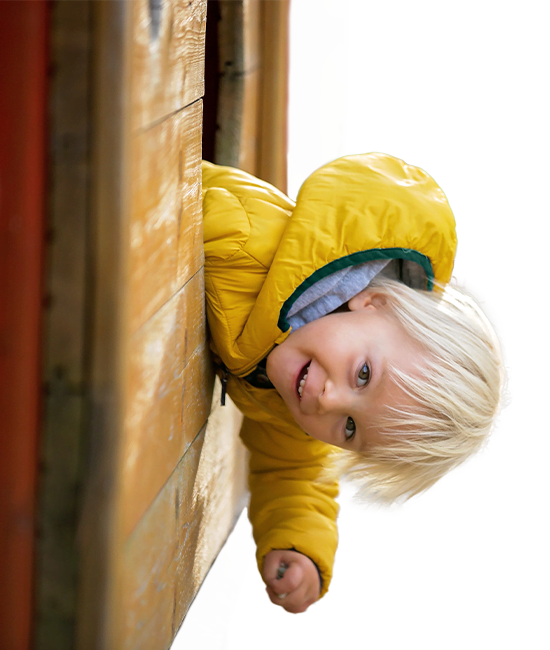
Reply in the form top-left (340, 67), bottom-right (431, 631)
top-left (220, 362), bottom-right (229, 406)
top-left (219, 351), bottom-right (276, 406)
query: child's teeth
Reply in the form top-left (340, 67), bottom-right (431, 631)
top-left (298, 369), bottom-right (308, 399)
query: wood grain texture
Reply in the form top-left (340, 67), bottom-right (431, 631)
top-left (238, 66), bottom-right (261, 175)
top-left (36, 396), bottom-right (84, 650)
top-left (76, 3), bottom-right (132, 648)
top-left (207, 0), bottom-right (265, 174)
top-left (121, 381), bottom-right (247, 650)
top-left (128, 100), bottom-right (203, 334)
top-left (121, 271), bottom-right (212, 538)
top-left (76, 1), bottom-right (250, 647)
top-left (214, 74), bottom-right (247, 170)
top-left (131, 0), bottom-right (207, 132)
top-left (35, 2), bottom-right (92, 648)
top-left (174, 380), bottom-right (247, 627)
top-left (177, 100), bottom-right (204, 289)
top-left (257, 0), bottom-right (289, 192)
top-left (121, 434), bottom-right (201, 650)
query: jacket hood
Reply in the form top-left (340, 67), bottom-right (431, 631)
top-left (238, 154), bottom-right (456, 365)
top-left (203, 153), bottom-right (457, 375)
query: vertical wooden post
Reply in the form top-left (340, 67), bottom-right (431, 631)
top-left (0, 3), bottom-right (49, 649)
top-left (35, 3), bottom-right (93, 647)
top-left (214, 0), bottom-right (262, 175)
top-left (258, 0), bottom-right (290, 193)
top-left (75, 2), bottom-right (132, 648)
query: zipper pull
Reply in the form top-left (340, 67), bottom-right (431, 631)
top-left (220, 363), bottom-right (229, 406)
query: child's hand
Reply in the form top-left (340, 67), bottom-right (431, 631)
top-left (262, 549), bottom-right (321, 614)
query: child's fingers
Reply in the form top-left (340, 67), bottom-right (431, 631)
top-left (265, 585), bottom-right (314, 614)
top-left (263, 558), bottom-right (303, 596)
top-left (270, 561), bottom-right (302, 594)
top-left (266, 585), bottom-right (288, 604)
top-left (262, 553), bottom-right (303, 596)
top-left (262, 551), bottom-right (287, 583)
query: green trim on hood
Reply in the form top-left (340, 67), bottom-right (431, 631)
top-left (278, 248), bottom-right (434, 332)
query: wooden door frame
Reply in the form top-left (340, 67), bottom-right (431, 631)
top-left (0, 2), bottom-right (49, 648)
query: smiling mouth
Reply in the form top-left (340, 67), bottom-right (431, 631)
top-left (296, 362), bottom-right (311, 399)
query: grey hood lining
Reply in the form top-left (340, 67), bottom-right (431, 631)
top-left (287, 259), bottom-right (391, 330)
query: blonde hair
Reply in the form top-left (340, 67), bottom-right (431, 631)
top-left (333, 277), bottom-right (505, 504)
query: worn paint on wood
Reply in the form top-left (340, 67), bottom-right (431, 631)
top-left (121, 428), bottom-right (204, 650)
top-left (131, 0), bottom-right (207, 132)
top-left (121, 381), bottom-right (246, 650)
top-left (122, 272), bottom-right (212, 537)
top-left (128, 100), bottom-right (203, 334)
top-left (75, 1), bottom-right (250, 647)
top-left (175, 382), bottom-right (247, 627)
top-left (177, 102), bottom-right (204, 290)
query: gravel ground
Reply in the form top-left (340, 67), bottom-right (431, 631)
top-left (170, 500), bottom-right (255, 650)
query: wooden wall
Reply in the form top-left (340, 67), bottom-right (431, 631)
top-left (38, 2), bottom-right (247, 649)
top-left (79, 2), bottom-right (248, 648)
top-left (35, 1), bottom-right (290, 648)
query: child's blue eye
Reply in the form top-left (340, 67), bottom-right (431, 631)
top-left (345, 417), bottom-right (356, 440)
top-left (357, 363), bottom-right (371, 387)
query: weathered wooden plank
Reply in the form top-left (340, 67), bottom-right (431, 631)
top-left (217, 0), bottom-right (261, 76)
top-left (174, 382), bottom-right (247, 628)
top-left (131, 0), bottom-right (207, 131)
top-left (257, 0), bottom-right (289, 192)
top-left (75, 2), bottom-right (252, 647)
top-left (242, 0), bottom-right (261, 73)
top-left (238, 65), bottom-right (261, 175)
top-left (128, 112), bottom-right (179, 334)
top-left (128, 100), bottom-right (203, 334)
top-left (36, 2), bottom-right (92, 648)
top-left (35, 395), bottom-right (83, 650)
top-left (177, 100), bottom-right (204, 289)
top-left (44, 3), bottom-right (91, 384)
top-left (121, 429), bottom-right (205, 650)
top-left (121, 272), bottom-right (212, 538)
top-left (215, 0), bottom-right (261, 169)
top-left (76, 3), bottom-right (132, 648)
top-left (120, 382), bottom-right (247, 649)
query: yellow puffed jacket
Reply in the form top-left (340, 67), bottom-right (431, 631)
top-left (202, 153), bottom-right (457, 597)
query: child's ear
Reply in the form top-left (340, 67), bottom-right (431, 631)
top-left (348, 289), bottom-right (387, 312)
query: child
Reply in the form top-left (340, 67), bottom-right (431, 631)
top-left (202, 153), bottom-right (503, 614)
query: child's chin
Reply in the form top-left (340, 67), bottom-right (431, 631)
top-left (288, 405), bottom-right (303, 426)
top-left (290, 412), bottom-right (312, 438)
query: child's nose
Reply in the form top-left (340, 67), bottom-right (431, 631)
top-left (317, 380), bottom-right (347, 414)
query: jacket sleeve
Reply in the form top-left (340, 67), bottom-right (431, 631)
top-left (237, 407), bottom-right (339, 598)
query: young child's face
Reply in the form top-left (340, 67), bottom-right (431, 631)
top-left (266, 290), bottom-right (422, 450)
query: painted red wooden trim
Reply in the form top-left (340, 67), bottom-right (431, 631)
top-left (0, 2), bottom-right (49, 648)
